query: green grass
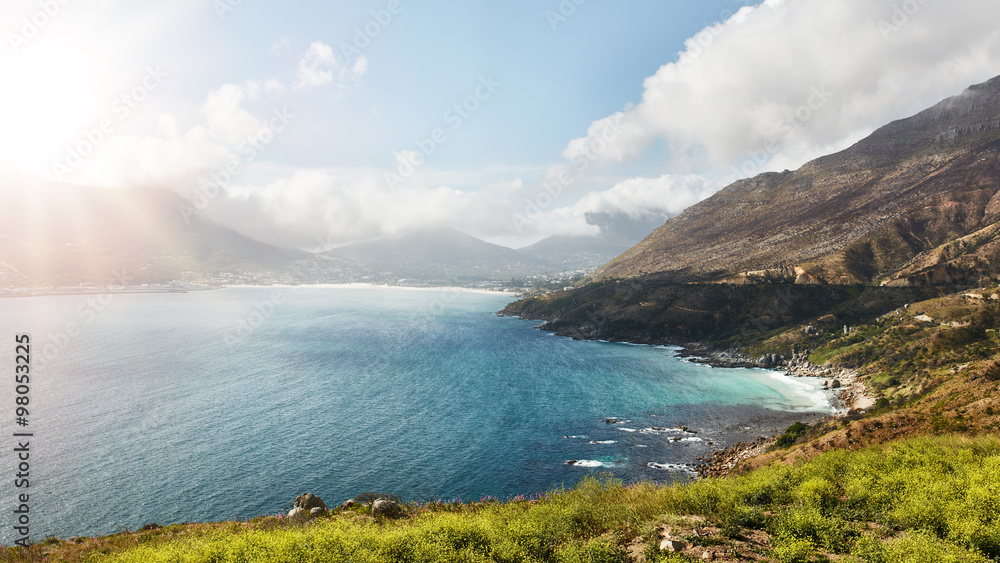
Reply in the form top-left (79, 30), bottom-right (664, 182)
top-left (51, 434), bottom-right (999, 563)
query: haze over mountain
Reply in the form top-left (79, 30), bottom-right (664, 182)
top-left (0, 179), bottom-right (635, 287)
top-left (0, 178), bottom-right (305, 287)
top-left (593, 75), bottom-right (1000, 288)
top-left (316, 227), bottom-right (639, 284)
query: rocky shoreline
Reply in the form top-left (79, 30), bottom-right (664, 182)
top-left (681, 347), bottom-right (877, 478)
top-left (696, 436), bottom-right (777, 478)
top-left (505, 314), bottom-right (879, 479)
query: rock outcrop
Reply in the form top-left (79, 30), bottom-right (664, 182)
top-left (288, 493), bottom-right (327, 520)
top-left (294, 493), bottom-right (327, 512)
top-left (372, 498), bottom-right (401, 519)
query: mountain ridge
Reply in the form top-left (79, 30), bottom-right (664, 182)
top-left (593, 74), bottom-right (1000, 286)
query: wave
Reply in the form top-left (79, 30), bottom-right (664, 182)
top-left (647, 462), bottom-right (696, 472)
top-left (566, 460), bottom-right (604, 468)
top-left (766, 371), bottom-right (833, 412)
top-left (639, 426), bottom-right (688, 434)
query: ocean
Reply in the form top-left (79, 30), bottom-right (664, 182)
top-left (0, 286), bottom-right (829, 542)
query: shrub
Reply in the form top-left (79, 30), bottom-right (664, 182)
top-left (555, 537), bottom-right (627, 563)
top-left (774, 507), bottom-right (857, 553)
top-left (793, 477), bottom-right (838, 512)
top-left (775, 422), bottom-right (811, 448)
top-left (772, 533), bottom-right (815, 563)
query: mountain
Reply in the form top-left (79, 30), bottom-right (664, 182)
top-left (517, 234), bottom-right (631, 270)
top-left (0, 178), bottom-right (306, 287)
top-left (594, 75), bottom-right (1000, 287)
top-left (317, 227), bottom-right (559, 283)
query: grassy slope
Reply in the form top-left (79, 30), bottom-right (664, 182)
top-left (739, 287), bottom-right (1000, 474)
top-left (6, 436), bottom-right (1000, 562)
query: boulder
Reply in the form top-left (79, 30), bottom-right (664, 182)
top-left (287, 506), bottom-right (306, 520)
top-left (341, 499), bottom-right (357, 509)
top-left (310, 507), bottom-right (325, 517)
top-left (660, 539), bottom-right (687, 552)
top-left (294, 493), bottom-right (327, 512)
top-left (831, 379), bottom-right (842, 389)
top-left (372, 498), bottom-right (401, 519)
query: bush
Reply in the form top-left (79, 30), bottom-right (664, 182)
top-left (555, 537), bottom-right (627, 563)
top-left (774, 507), bottom-right (857, 553)
top-left (793, 477), bottom-right (838, 512)
top-left (772, 533), bottom-right (815, 563)
top-left (775, 422), bottom-right (811, 448)
top-left (851, 531), bottom-right (991, 563)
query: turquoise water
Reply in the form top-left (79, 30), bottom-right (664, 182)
top-left (0, 287), bottom-right (828, 542)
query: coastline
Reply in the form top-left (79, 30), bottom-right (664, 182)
top-left (500, 314), bottom-right (877, 477)
top-left (676, 346), bottom-right (876, 414)
top-left (224, 283), bottom-right (519, 296)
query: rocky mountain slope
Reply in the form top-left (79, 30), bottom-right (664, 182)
top-left (595, 75), bottom-right (1000, 287)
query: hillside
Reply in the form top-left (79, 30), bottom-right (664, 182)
top-left (0, 178), bottom-right (306, 286)
top-left (317, 228), bottom-right (606, 283)
top-left (594, 75), bottom-right (1000, 287)
top-left (519, 234), bottom-right (632, 270)
top-left (14, 434), bottom-right (1000, 562)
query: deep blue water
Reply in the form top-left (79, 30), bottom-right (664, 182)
top-left (0, 287), bottom-right (828, 542)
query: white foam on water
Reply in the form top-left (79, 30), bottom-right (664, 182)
top-left (640, 426), bottom-right (687, 434)
top-left (617, 427), bottom-right (637, 432)
top-left (647, 462), bottom-right (696, 473)
top-left (766, 370), bottom-right (832, 411)
top-left (567, 460), bottom-right (604, 468)
top-left (589, 440), bottom-right (617, 444)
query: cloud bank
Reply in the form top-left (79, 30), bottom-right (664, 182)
top-left (58, 0), bottom-right (1000, 249)
top-left (567, 0), bottom-right (1000, 173)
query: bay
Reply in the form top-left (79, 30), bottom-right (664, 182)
top-left (0, 286), bottom-right (828, 541)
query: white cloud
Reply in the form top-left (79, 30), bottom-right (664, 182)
top-left (293, 41), bottom-right (367, 92)
top-left (564, 0), bottom-right (1000, 174)
top-left (68, 82), bottom-right (276, 196)
top-left (202, 82), bottom-right (269, 145)
top-left (571, 174), bottom-right (719, 220)
top-left (207, 167), bottom-right (523, 250)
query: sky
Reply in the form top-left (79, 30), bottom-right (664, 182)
top-left (2, 0), bottom-right (1000, 250)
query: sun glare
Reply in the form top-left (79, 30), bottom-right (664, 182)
top-left (0, 40), bottom-right (103, 177)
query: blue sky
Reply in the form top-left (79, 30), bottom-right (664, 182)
top-left (2, 0), bottom-right (1000, 249)
top-left (173, 0), bottom-right (755, 169)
